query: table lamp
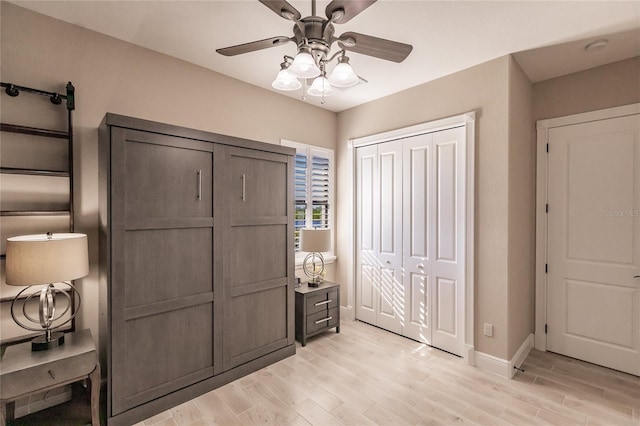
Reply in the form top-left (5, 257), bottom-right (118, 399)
top-left (5, 232), bottom-right (89, 351)
top-left (300, 228), bottom-right (330, 287)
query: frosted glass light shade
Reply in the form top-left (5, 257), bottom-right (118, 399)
top-left (307, 76), bottom-right (335, 97)
top-left (272, 68), bottom-right (302, 91)
top-left (328, 62), bottom-right (359, 88)
top-left (300, 228), bottom-right (331, 253)
top-left (289, 51), bottom-right (321, 78)
top-left (6, 233), bottom-right (89, 285)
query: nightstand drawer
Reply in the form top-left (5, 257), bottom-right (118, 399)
top-left (306, 290), bottom-right (338, 315)
top-left (1, 350), bottom-right (96, 399)
top-left (306, 307), bottom-right (339, 334)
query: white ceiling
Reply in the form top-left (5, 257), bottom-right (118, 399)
top-left (11, 0), bottom-right (640, 112)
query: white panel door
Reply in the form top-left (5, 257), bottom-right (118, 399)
top-left (376, 140), bottom-right (404, 334)
top-left (356, 144), bottom-right (378, 326)
top-left (430, 127), bottom-right (466, 356)
top-left (402, 133), bottom-right (433, 343)
top-left (547, 114), bottom-right (640, 375)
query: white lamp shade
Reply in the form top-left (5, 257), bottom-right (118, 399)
top-left (300, 228), bottom-right (331, 253)
top-left (307, 76), bottom-right (336, 97)
top-left (272, 68), bottom-right (302, 91)
top-left (328, 62), bottom-right (359, 88)
top-left (289, 51), bottom-right (321, 78)
top-left (6, 233), bottom-right (89, 286)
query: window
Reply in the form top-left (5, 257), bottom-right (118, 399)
top-left (282, 140), bottom-right (334, 260)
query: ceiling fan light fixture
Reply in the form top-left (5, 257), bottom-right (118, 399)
top-left (272, 61), bottom-right (302, 91)
top-left (289, 47), bottom-right (321, 78)
top-left (307, 75), bottom-right (335, 97)
top-left (272, 69), bottom-right (302, 91)
top-left (328, 55), bottom-right (359, 88)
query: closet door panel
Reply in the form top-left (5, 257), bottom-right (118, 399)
top-left (376, 141), bottom-right (403, 334)
top-left (402, 134), bottom-right (432, 343)
top-left (356, 145), bottom-right (378, 325)
top-left (430, 127), bottom-right (466, 356)
top-left (435, 140), bottom-right (457, 263)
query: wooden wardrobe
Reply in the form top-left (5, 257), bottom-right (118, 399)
top-left (98, 114), bottom-right (295, 425)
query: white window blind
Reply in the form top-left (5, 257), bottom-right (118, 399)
top-left (283, 141), bottom-right (334, 256)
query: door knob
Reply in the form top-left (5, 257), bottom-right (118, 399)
top-left (635, 275), bottom-right (640, 279)
top-left (385, 260), bottom-right (391, 264)
top-left (417, 264), bottom-right (424, 269)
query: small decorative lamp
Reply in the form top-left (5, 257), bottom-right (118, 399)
top-left (300, 228), bottom-right (331, 287)
top-left (5, 232), bottom-right (89, 351)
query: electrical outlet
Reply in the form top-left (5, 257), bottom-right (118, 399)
top-left (484, 323), bottom-right (493, 337)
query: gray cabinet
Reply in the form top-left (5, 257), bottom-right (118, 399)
top-left (99, 114), bottom-right (295, 425)
top-left (218, 146), bottom-right (295, 370)
top-left (295, 282), bottom-right (340, 346)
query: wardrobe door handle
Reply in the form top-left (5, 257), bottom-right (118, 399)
top-left (196, 170), bottom-right (202, 201)
top-left (242, 174), bottom-right (246, 202)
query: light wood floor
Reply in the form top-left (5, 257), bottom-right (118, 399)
top-left (137, 319), bottom-right (640, 426)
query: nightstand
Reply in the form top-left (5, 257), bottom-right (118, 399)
top-left (0, 329), bottom-right (100, 426)
top-left (295, 281), bottom-right (340, 346)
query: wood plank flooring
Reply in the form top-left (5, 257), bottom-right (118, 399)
top-left (136, 319), bottom-right (640, 426)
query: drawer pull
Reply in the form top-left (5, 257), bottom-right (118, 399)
top-left (196, 170), bottom-right (202, 201)
top-left (315, 316), bottom-right (332, 324)
top-left (314, 299), bottom-right (332, 307)
top-left (242, 174), bottom-right (246, 202)
top-left (48, 370), bottom-right (56, 379)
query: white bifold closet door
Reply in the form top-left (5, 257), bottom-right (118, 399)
top-left (356, 126), bottom-right (466, 356)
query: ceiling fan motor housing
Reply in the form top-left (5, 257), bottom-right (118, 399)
top-left (293, 17), bottom-right (333, 63)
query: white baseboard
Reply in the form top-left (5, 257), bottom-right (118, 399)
top-left (473, 333), bottom-right (534, 379)
top-left (340, 304), bottom-right (355, 320)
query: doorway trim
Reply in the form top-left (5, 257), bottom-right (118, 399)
top-left (535, 102), bottom-right (640, 351)
top-left (348, 111), bottom-right (476, 361)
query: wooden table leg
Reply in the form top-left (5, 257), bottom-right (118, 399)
top-left (89, 364), bottom-right (101, 426)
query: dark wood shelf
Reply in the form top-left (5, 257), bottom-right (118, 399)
top-left (0, 123), bottom-right (69, 139)
top-left (0, 167), bottom-right (69, 177)
top-left (0, 210), bottom-right (70, 217)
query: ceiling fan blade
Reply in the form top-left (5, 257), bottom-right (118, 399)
top-left (325, 0), bottom-right (376, 24)
top-left (216, 36), bottom-right (293, 56)
top-left (338, 32), bottom-right (413, 63)
top-left (259, 0), bottom-right (301, 21)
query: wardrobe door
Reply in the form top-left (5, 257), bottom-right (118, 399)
top-left (217, 145), bottom-right (294, 371)
top-left (110, 128), bottom-right (216, 415)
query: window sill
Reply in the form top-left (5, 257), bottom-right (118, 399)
top-left (294, 254), bottom-right (337, 269)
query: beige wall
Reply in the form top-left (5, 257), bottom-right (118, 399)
top-left (533, 56), bottom-right (640, 121)
top-left (336, 56), bottom-right (513, 359)
top-left (0, 3), bottom-right (337, 344)
top-left (506, 57), bottom-right (535, 358)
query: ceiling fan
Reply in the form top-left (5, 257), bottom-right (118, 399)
top-left (216, 0), bottom-right (413, 98)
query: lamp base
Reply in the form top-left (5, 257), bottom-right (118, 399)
top-left (32, 331), bottom-right (64, 351)
top-left (308, 278), bottom-right (323, 288)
